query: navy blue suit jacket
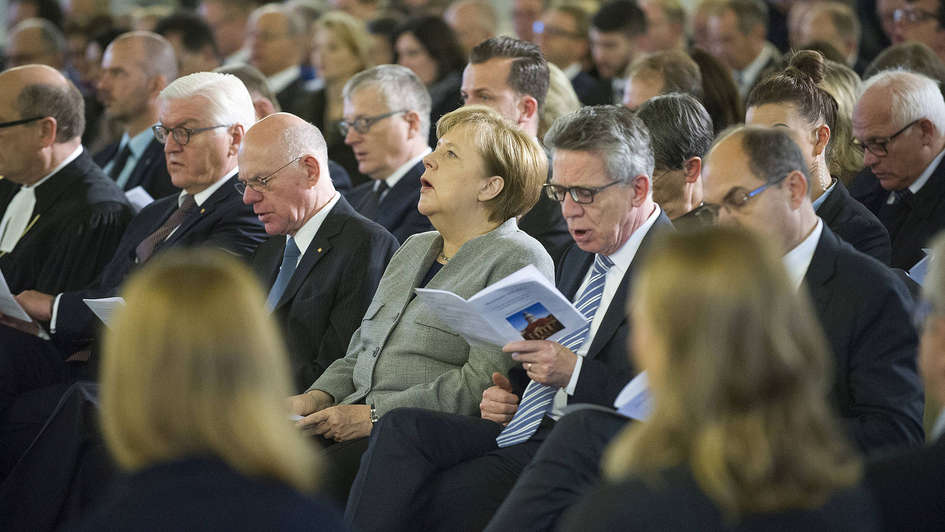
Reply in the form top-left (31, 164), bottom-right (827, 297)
top-left (93, 138), bottom-right (176, 200)
top-left (52, 175), bottom-right (267, 353)
top-left (346, 161), bottom-right (432, 243)
top-left (252, 197), bottom-right (399, 390)
top-left (510, 211), bottom-right (674, 406)
top-left (850, 157), bottom-right (945, 269)
top-left (816, 180), bottom-right (891, 264)
top-left (865, 435), bottom-right (945, 532)
top-left (805, 224), bottom-right (924, 453)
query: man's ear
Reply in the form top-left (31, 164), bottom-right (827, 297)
top-left (919, 118), bottom-right (937, 146)
top-left (300, 154), bottom-right (321, 186)
top-left (785, 169), bottom-right (809, 209)
top-left (478, 175), bottom-right (504, 202)
top-left (37, 116), bottom-right (58, 148)
top-left (811, 124), bottom-right (830, 157)
top-left (517, 94), bottom-right (539, 125)
top-left (683, 157), bottom-right (702, 184)
top-left (631, 174), bottom-right (650, 206)
top-left (228, 124), bottom-right (245, 156)
top-left (404, 110), bottom-right (423, 139)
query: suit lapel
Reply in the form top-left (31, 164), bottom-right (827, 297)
top-left (804, 226), bottom-right (837, 312)
top-left (32, 153), bottom-right (87, 218)
top-left (376, 161), bottom-right (423, 227)
top-left (161, 175), bottom-right (237, 250)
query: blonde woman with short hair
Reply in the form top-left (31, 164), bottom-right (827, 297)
top-left (562, 227), bottom-right (878, 531)
top-left (69, 249), bottom-right (345, 532)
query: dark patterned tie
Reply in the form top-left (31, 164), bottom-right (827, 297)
top-left (109, 143), bottom-right (134, 187)
top-left (135, 194), bottom-right (197, 263)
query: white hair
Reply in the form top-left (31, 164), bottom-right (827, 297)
top-left (159, 72), bottom-right (256, 130)
top-left (343, 65), bottom-right (432, 139)
top-left (860, 69), bottom-right (945, 134)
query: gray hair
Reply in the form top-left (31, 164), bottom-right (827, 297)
top-left (739, 126), bottom-right (810, 184)
top-left (860, 69), bottom-right (945, 134)
top-left (544, 105), bottom-right (654, 186)
top-left (17, 81), bottom-right (85, 142)
top-left (10, 18), bottom-right (67, 56)
top-left (249, 3), bottom-right (307, 37)
top-left (159, 72), bottom-right (256, 131)
top-left (636, 93), bottom-right (714, 171)
top-left (343, 65), bottom-right (433, 139)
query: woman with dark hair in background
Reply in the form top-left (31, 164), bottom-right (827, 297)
top-left (394, 15), bottom-right (465, 145)
top-left (690, 47), bottom-right (743, 134)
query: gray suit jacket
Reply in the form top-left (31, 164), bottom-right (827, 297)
top-left (309, 218), bottom-right (554, 417)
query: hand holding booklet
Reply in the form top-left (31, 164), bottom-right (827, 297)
top-left (413, 264), bottom-right (589, 347)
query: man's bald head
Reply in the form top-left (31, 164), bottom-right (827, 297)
top-left (5, 18), bottom-right (67, 68)
top-left (244, 112), bottom-right (328, 170)
top-left (108, 31), bottom-right (179, 83)
top-left (0, 64), bottom-right (84, 142)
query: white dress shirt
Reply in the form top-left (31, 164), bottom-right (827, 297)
top-left (289, 192), bottom-right (340, 266)
top-left (782, 218), bottom-right (823, 291)
top-left (886, 146), bottom-right (945, 205)
top-left (373, 148), bottom-right (431, 201)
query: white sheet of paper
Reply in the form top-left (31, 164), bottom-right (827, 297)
top-left (125, 186), bottom-right (154, 213)
top-left (909, 248), bottom-right (933, 286)
top-left (613, 371), bottom-right (651, 421)
top-left (83, 297), bottom-right (126, 328)
top-left (0, 270), bottom-right (32, 321)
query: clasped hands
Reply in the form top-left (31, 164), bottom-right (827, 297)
top-left (288, 389), bottom-right (372, 442)
top-left (479, 340), bottom-right (577, 426)
top-left (0, 290), bottom-right (54, 336)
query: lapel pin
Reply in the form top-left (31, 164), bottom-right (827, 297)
top-left (317, 247), bottom-right (322, 253)
top-left (200, 208), bottom-right (206, 214)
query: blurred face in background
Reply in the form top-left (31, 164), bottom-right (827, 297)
top-left (396, 32), bottom-right (438, 85)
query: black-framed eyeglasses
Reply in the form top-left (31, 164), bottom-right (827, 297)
top-left (852, 119), bottom-right (920, 157)
top-left (893, 7), bottom-right (939, 25)
top-left (701, 173), bottom-right (790, 215)
top-left (152, 123), bottom-right (231, 145)
top-left (234, 155), bottom-right (303, 194)
top-left (543, 180), bottom-right (623, 204)
top-left (0, 116), bottom-right (44, 129)
top-left (339, 110), bottom-right (407, 136)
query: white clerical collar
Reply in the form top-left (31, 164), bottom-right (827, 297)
top-left (291, 191), bottom-right (340, 260)
top-left (26, 145), bottom-right (83, 190)
top-left (183, 167), bottom-right (237, 207)
top-left (605, 204), bottom-right (662, 277)
top-left (782, 217), bottom-right (823, 290)
top-left (376, 147), bottom-right (431, 192)
top-left (267, 65), bottom-right (301, 94)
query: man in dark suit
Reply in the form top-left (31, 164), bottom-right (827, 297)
top-left (239, 112), bottom-right (399, 391)
top-left (463, 37), bottom-right (571, 256)
top-left (344, 106), bottom-right (671, 532)
top-left (850, 69), bottom-right (945, 270)
top-left (703, 0), bottom-right (781, 98)
top-left (0, 64), bottom-right (132, 296)
top-left (245, 4), bottom-right (311, 119)
top-left (534, 6), bottom-right (610, 106)
top-left (0, 71), bottom-right (267, 414)
top-left (483, 125), bottom-right (925, 532)
top-left (93, 32), bottom-right (178, 203)
top-left (342, 65), bottom-right (434, 243)
top-left (864, 229), bottom-right (945, 532)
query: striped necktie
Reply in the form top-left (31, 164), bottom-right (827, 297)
top-left (496, 253), bottom-right (614, 447)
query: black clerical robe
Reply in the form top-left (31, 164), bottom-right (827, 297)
top-left (0, 150), bottom-right (132, 294)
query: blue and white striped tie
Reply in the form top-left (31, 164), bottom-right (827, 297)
top-left (496, 253), bottom-right (614, 447)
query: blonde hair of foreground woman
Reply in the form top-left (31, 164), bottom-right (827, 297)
top-left (100, 249), bottom-right (320, 492)
top-left (604, 227), bottom-right (861, 518)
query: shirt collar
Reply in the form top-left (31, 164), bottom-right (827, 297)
top-left (911, 145), bottom-right (945, 194)
top-left (736, 42), bottom-right (778, 94)
top-left (812, 178), bottom-right (837, 212)
top-left (377, 147), bottom-right (431, 191)
top-left (291, 191), bottom-right (340, 256)
top-left (25, 145), bottom-right (83, 190)
top-left (182, 167), bottom-right (237, 207)
top-left (604, 204), bottom-right (661, 276)
top-left (782, 217), bottom-right (823, 290)
top-left (267, 65), bottom-right (301, 94)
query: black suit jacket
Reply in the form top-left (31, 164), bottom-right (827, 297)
top-left (251, 197), bottom-right (399, 390)
top-left (849, 157), bottom-right (945, 269)
top-left (93, 138), bottom-right (176, 200)
top-left (276, 76), bottom-right (315, 120)
top-left (510, 211), bottom-right (674, 406)
top-left (346, 161), bottom-right (433, 243)
top-left (0, 150), bottom-right (132, 294)
top-left (816, 180), bottom-right (891, 264)
top-left (865, 435), bottom-right (945, 532)
top-left (52, 175), bottom-right (268, 352)
top-left (561, 465), bottom-right (880, 532)
top-left (297, 89), bottom-right (370, 188)
top-left (570, 71), bottom-right (612, 106)
top-left (805, 225), bottom-right (924, 453)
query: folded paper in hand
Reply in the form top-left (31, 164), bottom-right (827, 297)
top-left (83, 297), bottom-right (126, 328)
top-left (0, 270), bottom-right (32, 322)
top-left (414, 264), bottom-right (588, 347)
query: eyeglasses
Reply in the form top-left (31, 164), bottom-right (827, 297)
top-left (339, 110), bottom-right (407, 136)
top-left (543, 181), bottom-right (623, 204)
top-left (234, 155), bottom-right (303, 194)
top-left (893, 7), bottom-right (939, 25)
top-left (152, 124), bottom-right (231, 145)
top-left (0, 116), bottom-right (44, 129)
top-left (701, 173), bottom-right (790, 215)
top-left (852, 119), bottom-right (920, 157)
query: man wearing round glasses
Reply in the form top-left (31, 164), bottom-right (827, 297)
top-left (341, 65), bottom-right (433, 243)
top-left (851, 69), bottom-right (945, 270)
top-left (704, 126), bottom-right (924, 454)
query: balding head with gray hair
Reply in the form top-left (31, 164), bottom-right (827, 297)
top-left (544, 104), bottom-right (654, 187)
top-left (343, 65), bottom-right (433, 139)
